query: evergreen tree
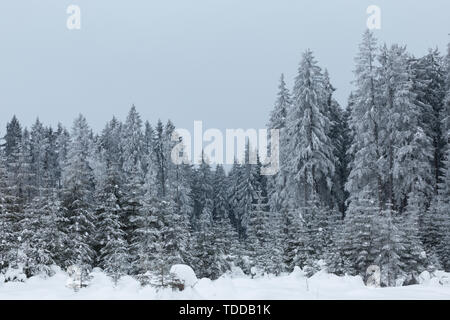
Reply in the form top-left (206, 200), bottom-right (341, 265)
top-left (346, 31), bottom-right (384, 209)
top-left (20, 191), bottom-right (66, 277)
top-left (120, 106), bottom-right (145, 242)
top-left (372, 204), bottom-right (405, 287)
top-left (377, 44), bottom-right (433, 211)
top-left (287, 49), bottom-right (335, 209)
top-left (212, 165), bottom-right (239, 269)
top-left (246, 191), bottom-right (273, 275)
top-left (96, 158), bottom-right (130, 283)
top-left (267, 74), bottom-right (292, 219)
top-left (191, 157), bottom-right (224, 279)
top-left (0, 149), bottom-right (14, 272)
top-left (340, 189), bottom-right (380, 276)
top-left (61, 115), bottom-right (96, 284)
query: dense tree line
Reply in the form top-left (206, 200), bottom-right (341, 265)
top-left (0, 31), bottom-right (449, 287)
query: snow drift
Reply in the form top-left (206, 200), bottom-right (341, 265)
top-left (1, 265), bottom-right (450, 300)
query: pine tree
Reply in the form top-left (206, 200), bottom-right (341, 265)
top-left (372, 204), bottom-right (405, 287)
top-left (130, 180), bottom-right (161, 280)
top-left (96, 159), bottom-right (130, 284)
top-left (401, 189), bottom-right (428, 281)
top-left (267, 74), bottom-right (292, 221)
top-left (422, 197), bottom-right (447, 271)
top-left (120, 106), bottom-right (145, 242)
top-left (346, 31), bottom-right (384, 209)
top-left (232, 143), bottom-right (262, 239)
top-left (152, 120), bottom-right (169, 198)
top-left (287, 49), bottom-right (335, 209)
top-left (1, 116), bottom-right (30, 272)
top-left (191, 157), bottom-right (224, 279)
top-left (281, 208), bottom-right (306, 272)
top-left (340, 189), bottom-right (380, 277)
top-left (246, 191), bottom-right (270, 274)
top-left (20, 191), bottom-right (66, 277)
top-left (437, 41), bottom-right (450, 271)
top-left (0, 148), bottom-right (14, 272)
top-left (61, 115), bottom-right (96, 284)
top-left (55, 123), bottom-right (70, 190)
top-left (377, 44), bottom-right (433, 211)
top-left (410, 49), bottom-right (446, 194)
top-left (324, 70), bottom-right (346, 211)
top-left (324, 217), bottom-right (346, 275)
top-left (192, 201), bottom-right (223, 279)
top-left (29, 118), bottom-right (50, 199)
top-left (212, 165), bottom-right (239, 269)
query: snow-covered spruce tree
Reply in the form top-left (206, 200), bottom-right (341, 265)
top-left (444, 42), bottom-right (450, 142)
top-left (163, 121), bottom-right (193, 267)
top-left (120, 106), bottom-right (145, 242)
top-left (401, 188), bottom-right (428, 281)
top-left (1, 116), bottom-right (32, 272)
top-left (0, 148), bottom-right (14, 272)
top-left (130, 166), bottom-right (161, 282)
top-left (18, 119), bottom-right (66, 277)
top-left (339, 96), bottom-right (354, 218)
top-left (29, 119), bottom-right (48, 199)
top-left (61, 115), bottom-right (96, 285)
top-left (346, 30), bottom-right (385, 210)
top-left (300, 193), bottom-right (335, 276)
top-left (168, 163), bottom-right (194, 267)
top-left (339, 189), bottom-right (380, 277)
top-left (421, 197), bottom-right (447, 271)
top-left (324, 216), bottom-right (346, 275)
top-left (190, 156), bottom-right (225, 279)
top-left (212, 164), bottom-right (239, 269)
top-left (42, 126), bottom-right (62, 191)
top-left (231, 143), bottom-right (263, 240)
top-left (434, 155), bottom-right (450, 270)
top-left (152, 120), bottom-right (170, 198)
top-left (265, 208), bottom-right (284, 276)
top-left (20, 191), bottom-right (67, 277)
top-left (323, 70), bottom-right (346, 212)
top-left (267, 74), bottom-right (292, 218)
top-left (95, 155), bottom-right (130, 284)
top-left (246, 190), bottom-right (270, 275)
top-left (436, 44), bottom-right (450, 270)
top-left (377, 44), bottom-right (434, 212)
top-left (54, 123), bottom-right (70, 189)
top-left (227, 159), bottom-right (242, 233)
top-left (409, 49), bottom-right (446, 194)
top-left (281, 207), bottom-right (307, 272)
top-left (287, 49), bottom-right (335, 209)
top-left (19, 129), bottom-right (34, 204)
top-left (265, 75), bottom-right (294, 275)
top-left (132, 146), bottom-right (191, 285)
top-left (372, 204), bottom-right (406, 287)
top-left (142, 120), bottom-right (153, 174)
top-left (377, 45), bottom-right (438, 274)
top-left (284, 50), bottom-right (335, 270)
top-left (163, 170), bottom-right (192, 271)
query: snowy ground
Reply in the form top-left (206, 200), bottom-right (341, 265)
top-left (1, 267), bottom-right (449, 300)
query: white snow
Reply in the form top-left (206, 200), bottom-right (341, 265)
top-left (1, 266), bottom-right (450, 300)
top-left (169, 264), bottom-right (198, 287)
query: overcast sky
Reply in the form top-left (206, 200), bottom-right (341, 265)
top-left (0, 0), bottom-right (449, 136)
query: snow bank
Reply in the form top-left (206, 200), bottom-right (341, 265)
top-left (1, 266), bottom-right (450, 300)
top-left (169, 264), bottom-right (198, 287)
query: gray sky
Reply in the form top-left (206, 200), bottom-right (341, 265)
top-left (0, 0), bottom-right (449, 136)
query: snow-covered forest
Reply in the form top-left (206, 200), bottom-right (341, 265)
top-left (1, 31), bottom-right (449, 289)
